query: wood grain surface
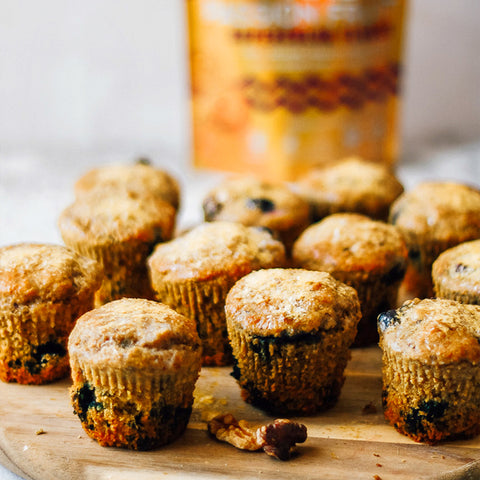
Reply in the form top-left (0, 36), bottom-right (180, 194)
top-left (1, 347), bottom-right (480, 480)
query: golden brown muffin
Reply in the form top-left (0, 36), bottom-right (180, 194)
top-left (69, 298), bottom-right (202, 450)
top-left (432, 239), bottom-right (480, 305)
top-left (292, 213), bottom-right (408, 346)
top-left (147, 221), bottom-right (286, 366)
top-left (74, 161), bottom-right (181, 210)
top-left (225, 268), bottom-right (361, 415)
top-left (295, 157), bottom-right (404, 222)
top-left (0, 243), bottom-right (101, 384)
top-left (59, 190), bottom-right (176, 306)
top-left (389, 181), bottom-right (480, 299)
top-left (378, 298), bottom-right (480, 444)
top-left (201, 176), bottom-right (311, 253)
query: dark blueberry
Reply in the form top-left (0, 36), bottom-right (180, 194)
top-left (246, 198), bottom-right (275, 213)
top-left (404, 400), bottom-right (449, 435)
top-left (231, 357), bottom-right (241, 380)
top-left (33, 341), bottom-right (67, 363)
top-left (75, 383), bottom-right (103, 422)
top-left (408, 247), bottom-right (422, 267)
top-left (377, 309), bottom-right (400, 332)
top-left (382, 261), bottom-right (407, 284)
top-left (202, 197), bottom-right (223, 221)
top-left (455, 263), bottom-right (469, 273)
top-left (135, 156), bottom-right (151, 166)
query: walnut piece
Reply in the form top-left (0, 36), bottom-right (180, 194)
top-left (259, 419), bottom-right (308, 460)
top-left (208, 414), bottom-right (307, 460)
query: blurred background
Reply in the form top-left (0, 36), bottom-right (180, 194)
top-left (0, 0), bottom-right (479, 247)
top-left (0, 0), bottom-right (479, 161)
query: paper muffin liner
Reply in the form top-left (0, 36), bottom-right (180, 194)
top-left (381, 348), bottom-right (480, 444)
top-left (64, 238), bottom-right (155, 306)
top-left (335, 273), bottom-right (403, 347)
top-left (152, 277), bottom-right (234, 366)
top-left (0, 296), bottom-right (94, 384)
top-left (69, 356), bottom-right (200, 450)
top-left (227, 325), bottom-right (352, 415)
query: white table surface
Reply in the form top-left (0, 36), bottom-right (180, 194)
top-left (0, 139), bottom-right (479, 479)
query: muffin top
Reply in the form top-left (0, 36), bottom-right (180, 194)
top-left (74, 162), bottom-right (180, 210)
top-left (225, 268), bottom-right (361, 337)
top-left (389, 181), bottom-right (480, 242)
top-left (378, 298), bottom-right (480, 365)
top-left (0, 243), bottom-right (101, 304)
top-left (202, 176), bottom-right (310, 233)
top-left (432, 240), bottom-right (480, 297)
top-left (292, 213), bottom-right (408, 276)
top-left (68, 298), bottom-right (201, 371)
top-left (148, 221), bottom-right (286, 283)
top-left (59, 190), bottom-right (176, 245)
top-left (295, 157), bottom-right (404, 221)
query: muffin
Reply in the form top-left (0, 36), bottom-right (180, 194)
top-left (201, 176), bottom-right (311, 253)
top-left (378, 298), bottom-right (480, 444)
top-left (292, 213), bottom-right (408, 346)
top-left (59, 190), bottom-right (176, 306)
top-left (68, 298), bottom-right (202, 450)
top-left (74, 160), bottom-right (181, 211)
top-left (0, 243), bottom-right (101, 384)
top-left (432, 239), bottom-right (480, 305)
top-left (295, 157), bottom-right (404, 222)
top-left (389, 181), bottom-right (480, 299)
top-left (225, 268), bottom-right (361, 415)
top-left (147, 221), bottom-right (286, 366)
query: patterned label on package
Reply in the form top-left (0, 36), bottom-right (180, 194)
top-left (187, 0), bottom-right (407, 180)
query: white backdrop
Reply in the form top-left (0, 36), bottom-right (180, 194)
top-left (0, 0), bottom-right (479, 160)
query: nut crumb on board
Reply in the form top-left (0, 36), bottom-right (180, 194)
top-left (362, 402), bottom-right (378, 415)
top-left (373, 475), bottom-right (382, 480)
top-left (208, 413), bottom-right (307, 461)
top-left (35, 429), bottom-right (46, 435)
top-left (376, 463), bottom-right (382, 467)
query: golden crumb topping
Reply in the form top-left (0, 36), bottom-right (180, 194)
top-left (202, 176), bottom-right (310, 231)
top-left (75, 163), bottom-right (180, 209)
top-left (225, 268), bottom-right (360, 336)
top-left (68, 298), bottom-right (201, 371)
top-left (0, 243), bottom-right (101, 303)
top-left (379, 298), bottom-right (480, 365)
top-left (433, 240), bottom-right (480, 293)
top-left (390, 182), bottom-right (480, 241)
top-left (296, 157), bottom-right (403, 213)
top-left (58, 191), bottom-right (176, 245)
top-left (148, 221), bottom-right (286, 282)
top-left (293, 213), bottom-right (408, 274)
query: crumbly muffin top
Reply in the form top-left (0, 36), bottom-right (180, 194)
top-left (389, 181), bottom-right (480, 242)
top-left (292, 213), bottom-right (408, 275)
top-left (74, 162), bottom-right (180, 210)
top-left (0, 243), bottom-right (101, 304)
top-left (59, 190), bottom-right (176, 245)
top-left (296, 157), bottom-right (404, 219)
top-left (225, 268), bottom-right (360, 336)
top-left (202, 176), bottom-right (310, 232)
top-left (68, 298), bottom-right (201, 371)
top-left (148, 221), bottom-right (286, 282)
top-left (378, 298), bottom-right (480, 365)
top-left (432, 240), bottom-right (480, 295)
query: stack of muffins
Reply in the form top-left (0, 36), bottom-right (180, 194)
top-left (3, 154), bottom-right (480, 452)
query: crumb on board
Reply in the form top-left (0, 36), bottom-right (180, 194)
top-left (35, 429), bottom-right (47, 435)
top-left (373, 453), bottom-right (380, 457)
top-left (362, 402), bottom-right (378, 415)
top-left (373, 475), bottom-right (382, 480)
top-left (376, 463), bottom-right (382, 467)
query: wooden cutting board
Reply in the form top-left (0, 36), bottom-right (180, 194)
top-left (1, 347), bottom-right (480, 480)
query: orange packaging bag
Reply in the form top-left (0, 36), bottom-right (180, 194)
top-left (187, 0), bottom-right (407, 181)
